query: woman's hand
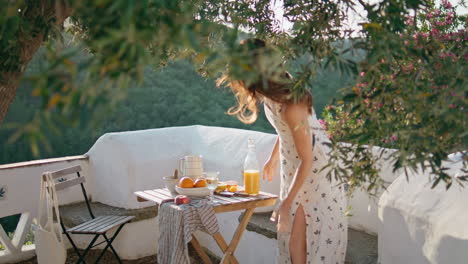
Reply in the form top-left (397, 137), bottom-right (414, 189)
top-left (263, 157), bottom-right (278, 182)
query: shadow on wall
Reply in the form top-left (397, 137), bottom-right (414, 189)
top-left (379, 207), bottom-right (431, 264)
top-left (436, 235), bottom-right (468, 264)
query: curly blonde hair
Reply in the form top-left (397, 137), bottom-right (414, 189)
top-left (217, 38), bottom-right (312, 124)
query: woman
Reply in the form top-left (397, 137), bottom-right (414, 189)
top-left (218, 39), bottom-right (347, 264)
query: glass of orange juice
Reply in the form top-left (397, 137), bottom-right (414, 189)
top-left (244, 170), bottom-right (260, 195)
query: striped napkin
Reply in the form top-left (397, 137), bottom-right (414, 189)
top-left (157, 199), bottom-right (219, 264)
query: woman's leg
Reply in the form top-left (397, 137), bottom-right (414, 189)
top-left (290, 204), bottom-right (307, 264)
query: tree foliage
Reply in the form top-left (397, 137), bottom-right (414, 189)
top-left (0, 0), bottom-right (466, 191)
top-left (323, 1), bottom-right (467, 191)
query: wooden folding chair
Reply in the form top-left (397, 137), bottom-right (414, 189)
top-left (44, 165), bottom-right (134, 264)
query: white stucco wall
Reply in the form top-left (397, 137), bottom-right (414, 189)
top-left (348, 147), bottom-right (402, 235)
top-left (378, 160), bottom-right (467, 264)
top-left (86, 125), bottom-right (280, 210)
top-left (83, 125), bottom-right (281, 260)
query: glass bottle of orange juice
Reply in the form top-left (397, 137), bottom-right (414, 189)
top-left (243, 139), bottom-right (260, 195)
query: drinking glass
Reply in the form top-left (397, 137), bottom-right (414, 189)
top-left (206, 173), bottom-right (219, 203)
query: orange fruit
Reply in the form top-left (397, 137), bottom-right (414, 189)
top-left (228, 185), bottom-right (238, 192)
top-left (179, 177), bottom-right (194, 188)
top-left (194, 178), bottom-right (207, 188)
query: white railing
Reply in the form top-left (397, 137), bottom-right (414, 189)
top-left (0, 156), bottom-right (88, 263)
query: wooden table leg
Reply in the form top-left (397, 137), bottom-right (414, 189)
top-left (213, 232), bottom-right (239, 264)
top-left (191, 234), bottom-right (213, 264)
top-left (220, 208), bottom-right (255, 264)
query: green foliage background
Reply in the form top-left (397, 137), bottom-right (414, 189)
top-left (0, 49), bottom-right (351, 165)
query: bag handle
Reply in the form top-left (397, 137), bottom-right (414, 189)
top-left (45, 173), bottom-right (55, 230)
top-left (36, 173), bottom-right (47, 226)
top-left (37, 172), bottom-right (64, 243)
top-left (46, 173), bottom-right (64, 243)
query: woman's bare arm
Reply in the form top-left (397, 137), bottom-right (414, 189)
top-left (263, 136), bottom-right (280, 182)
top-left (282, 102), bottom-right (314, 202)
top-left (270, 136), bottom-right (280, 163)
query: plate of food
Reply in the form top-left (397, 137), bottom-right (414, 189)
top-left (215, 180), bottom-right (239, 193)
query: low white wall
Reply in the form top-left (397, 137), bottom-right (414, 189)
top-left (84, 125), bottom-right (281, 260)
top-left (378, 160), bottom-right (467, 264)
top-left (348, 147), bottom-right (402, 235)
top-left (86, 125), bottom-right (280, 210)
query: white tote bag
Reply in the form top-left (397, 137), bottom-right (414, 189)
top-left (34, 172), bottom-right (67, 264)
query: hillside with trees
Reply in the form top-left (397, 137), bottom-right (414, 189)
top-left (0, 50), bottom-right (350, 165)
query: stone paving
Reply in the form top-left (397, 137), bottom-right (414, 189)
top-left (17, 249), bottom-right (156, 264)
top-left (17, 230), bottom-right (377, 264)
top-left (345, 229), bottom-right (378, 264)
top-left (241, 212), bottom-right (378, 264)
top-left (17, 247), bottom-right (206, 264)
top-left (17, 211), bottom-right (377, 264)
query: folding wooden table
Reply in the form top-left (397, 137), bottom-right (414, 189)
top-left (134, 188), bottom-right (277, 264)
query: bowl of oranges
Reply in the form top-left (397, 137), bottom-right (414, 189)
top-left (175, 177), bottom-right (211, 197)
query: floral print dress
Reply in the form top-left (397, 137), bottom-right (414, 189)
top-left (264, 99), bottom-right (348, 264)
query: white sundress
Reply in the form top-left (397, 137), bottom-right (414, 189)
top-left (264, 99), bottom-right (348, 264)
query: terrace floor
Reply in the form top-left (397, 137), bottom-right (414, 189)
top-left (16, 245), bottom-right (217, 264)
top-left (16, 227), bottom-right (377, 264)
